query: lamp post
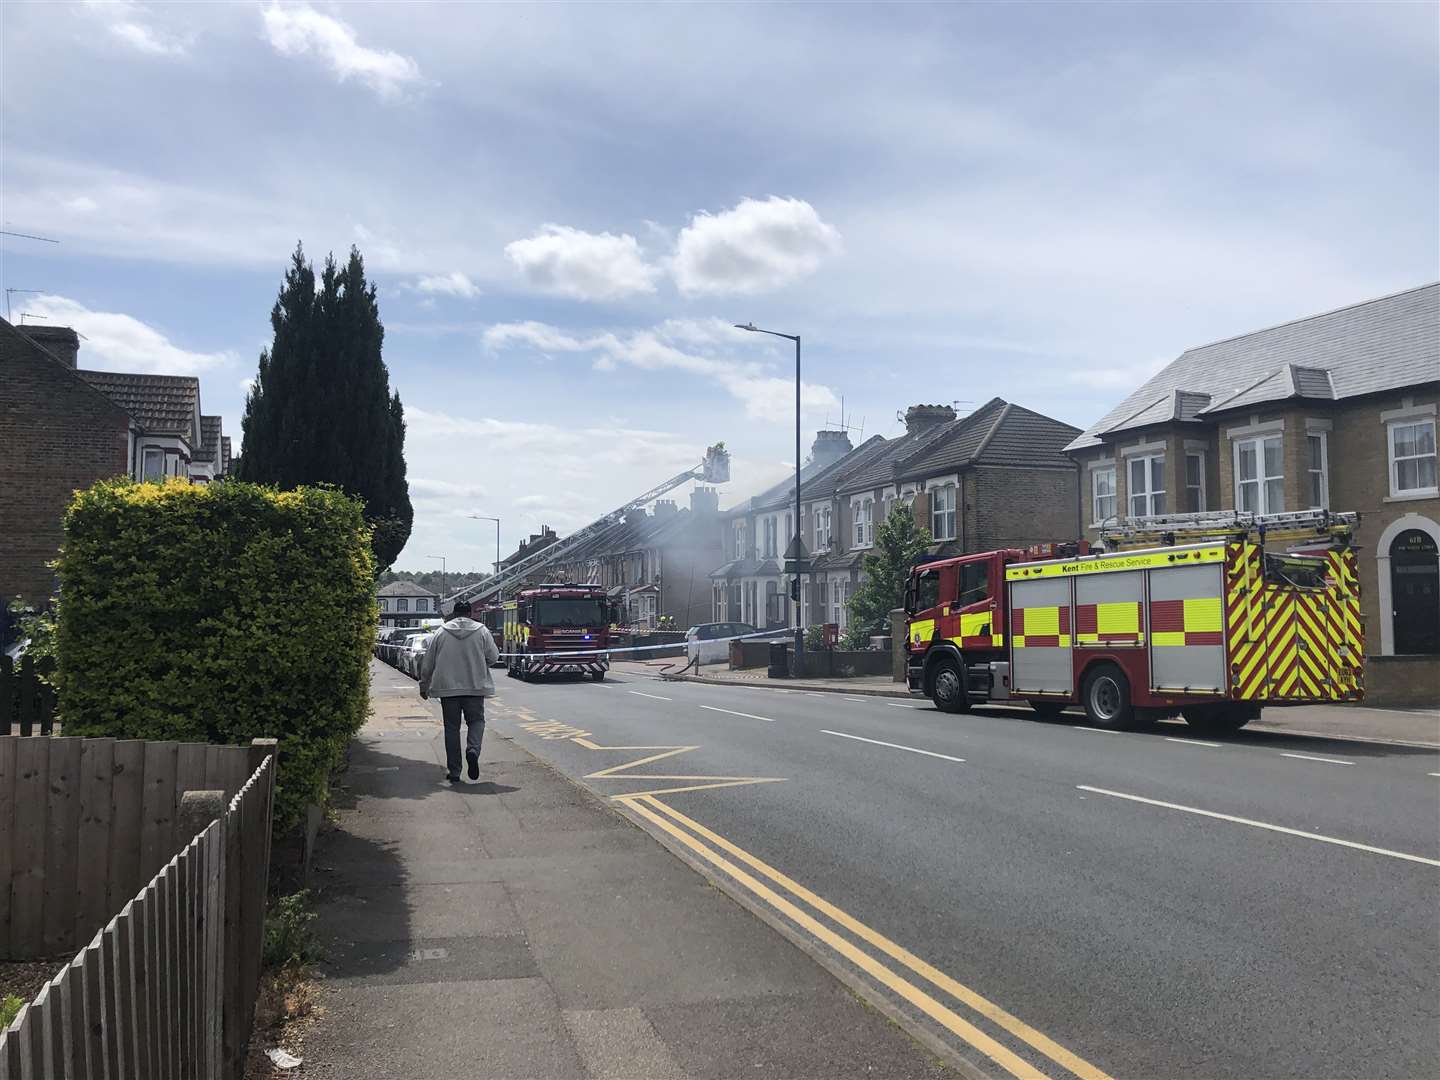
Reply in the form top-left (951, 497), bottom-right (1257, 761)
top-left (734, 322), bottom-right (805, 675)
top-left (425, 555), bottom-right (446, 612)
top-left (468, 514), bottom-right (502, 588)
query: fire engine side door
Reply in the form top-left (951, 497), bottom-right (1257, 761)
top-left (947, 555), bottom-right (1000, 650)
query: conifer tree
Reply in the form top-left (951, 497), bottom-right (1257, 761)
top-left (238, 244), bottom-right (413, 569)
top-left (843, 506), bottom-right (932, 647)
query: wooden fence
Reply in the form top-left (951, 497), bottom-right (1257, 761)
top-left (0, 656), bottom-right (55, 737)
top-left (1, 736), bottom-right (267, 961)
top-left (0, 744), bottom-right (275, 1080)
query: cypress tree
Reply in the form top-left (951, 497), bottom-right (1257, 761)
top-left (238, 243), bottom-right (413, 569)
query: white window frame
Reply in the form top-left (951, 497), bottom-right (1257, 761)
top-left (1184, 452), bottom-right (1206, 514)
top-left (141, 447), bottom-right (165, 482)
top-left (1127, 453), bottom-right (1166, 518)
top-left (930, 484), bottom-right (957, 541)
top-left (1091, 465), bottom-right (1116, 526)
top-left (379, 598), bottom-right (390, 612)
top-left (1388, 418), bottom-right (1438, 498)
top-left (815, 506), bottom-right (832, 551)
top-left (852, 497), bottom-right (874, 549)
top-left (396, 598), bottom-right (409, 613)
top-left (1234, 434), bottom-right (1285, 514)
top-left (1306, 433), bottom-right (1329, 510)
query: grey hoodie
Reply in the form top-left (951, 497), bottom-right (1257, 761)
top-left (418, 617), bottom-right (500, 698)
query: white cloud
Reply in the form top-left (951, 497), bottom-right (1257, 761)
top-left (261, 3), bottom-right (422, 100)
top-left (483, 317), bottom-right (839, 421)
top-left (22, 295), bottom-right (236, 375)
top-left (85, 2), bottom-right (189, 57)
top-left (672, 196), bottom-right (842, 297)
top-left (414, 272), bottom-right (480, 299)
top-left (410, 478), bottom-right (489, 501)
top-left (1064, 356), bottom-right (1171, 390)
top-left (503, 225), bottom-right (660, 301)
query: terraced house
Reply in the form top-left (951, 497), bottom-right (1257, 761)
top-left (1065, 283), bottom-right (1439, 706)
top-left (712, 401), bottom-right (1082, 637)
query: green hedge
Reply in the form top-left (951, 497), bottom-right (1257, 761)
top-left (55, 479), bottom-right (376, 829)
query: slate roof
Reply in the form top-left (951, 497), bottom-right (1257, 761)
top-left (79, 371), bottom-right (200, 441)
top-left (1068, 282), bottom-right (1440, 451)
top-left (195, 415), bottom-right (223, 464)
top-left (378, 581), bottom-right (439, 597)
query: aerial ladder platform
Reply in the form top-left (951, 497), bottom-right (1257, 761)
top-left (1098, 508), bottom-right (1357, 551)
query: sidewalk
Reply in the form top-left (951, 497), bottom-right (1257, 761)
top-left (300, 662), bottom-right (955, 1079)
top-left (614, 661), bottom-right (1440, 747)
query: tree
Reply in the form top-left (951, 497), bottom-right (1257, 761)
top-left (238, 244), bottom-right (413, 569)
top-left (843, 505), bottom-right (933, 648)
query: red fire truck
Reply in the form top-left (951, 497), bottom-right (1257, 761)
top-left (905, 511), bottom-right (1363, 732)
top-left (503, 583), bottom-right (613, 682)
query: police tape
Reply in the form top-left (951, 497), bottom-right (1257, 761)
top-left (377, 627), bottom-right (800, 662)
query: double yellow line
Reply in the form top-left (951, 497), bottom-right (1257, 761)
top-left (624, 795), bottom-right (1112, 1080)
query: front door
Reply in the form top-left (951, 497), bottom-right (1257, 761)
top-left (1391, 529), bottom-right (1440, 655)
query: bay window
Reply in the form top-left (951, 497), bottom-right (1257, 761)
top-left (1389, 419), bottom-right (1438, 497)
top-left (142, 447), bottom-right (165, 481)
top-left (1127, 454), bottom-right (1166, 517)
top-left (1235, 435), bottom-right (1284, 514)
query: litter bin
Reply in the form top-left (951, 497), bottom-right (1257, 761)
top-left (768, 641), bottom-right (790, 679)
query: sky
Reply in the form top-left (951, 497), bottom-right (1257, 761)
top-left (3, 1), bottom-right (1436, 571)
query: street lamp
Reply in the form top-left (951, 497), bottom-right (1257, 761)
top-left (468, 514), bottom-right (502, 585)
top-left (734, 322), bottom-right (806, 675)
top-left (425, 555), bottom-right (446, 611)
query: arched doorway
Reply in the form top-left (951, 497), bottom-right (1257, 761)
top-left (1391, 529), bottom-right (1439, 655)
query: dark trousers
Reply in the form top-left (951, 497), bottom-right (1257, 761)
top-left (440, 695), bottom-right (486, 776)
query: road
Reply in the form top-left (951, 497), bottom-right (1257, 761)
top-left (473, 665), bottom-right (1439, 1080)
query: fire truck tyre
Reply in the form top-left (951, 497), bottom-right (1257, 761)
top-left (1028, 700), bottom-right (1067, 718)
top-left (1081, 664), bottom-right (1136, 730)
top-left (592, 669), bottom-right (606, 681)
top-left (929, 657), bottom-right (971, 714)
top-left (1182, 704), bottom-right (1254, 734)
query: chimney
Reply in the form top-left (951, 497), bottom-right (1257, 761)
top-left (19, 325), bottom-right (79, 368)
top-left (811, 430), bottom-right (853, 471)
top-left (626, 507), bottom-right (648, 525)
top-left (690, 486), bottom-right (719, 517)
top-left (653, 499), bottom-right (678, 517)
top-left (904, 404), bottom-right (956, 437)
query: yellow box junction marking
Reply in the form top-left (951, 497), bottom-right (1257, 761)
top-left (572, 737), bottom-right (785, 798)
top-left (623, 795), bottom-right (1113, 1080)
top-left (1007, 543), bottom-right (1224, 581)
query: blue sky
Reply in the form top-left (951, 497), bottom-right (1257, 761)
top-left (3, 1), bottom-right (1436, 570)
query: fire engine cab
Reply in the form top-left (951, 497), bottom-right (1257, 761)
top-left (504, 584), bottom-right (613, 682)
top-left (905, 510), bottom-right (1363, 732)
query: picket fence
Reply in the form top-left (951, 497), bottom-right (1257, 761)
top-left (0, 744), bottom-right (275, 1080)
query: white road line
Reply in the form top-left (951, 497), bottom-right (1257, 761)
top-left (699, 704), bottom-right (776, 723)
top-left (1076, 726), bottom-right (1122, 735)
top-left (1280, 751), bottom-right (1354, 766)
top-left (1164, 737), bottom-right (1222, 749)
top-left (822, 730), bottom-right (965, 763)
top-left (841, 697), bottom-right (868, 703)
top-left (887, 702), bottom-right (918, 709)
top-left (628, 690), bottom-right (673, 702)
top-left (1078, 785), bottom-right (1440, 868)
top-left (1430, 773), bottom-right (1440, 778)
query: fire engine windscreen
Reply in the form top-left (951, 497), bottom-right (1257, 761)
top-left (533, 599), bottom-right (608, 627)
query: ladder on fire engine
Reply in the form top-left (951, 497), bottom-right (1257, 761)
top-left (445, 443), bottom-right (731, 607)
top-left (1098, 509), bottom-right (1356, 551)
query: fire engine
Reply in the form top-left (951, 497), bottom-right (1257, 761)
top-left (503, 583), bottom-right (613, 682)
top-left (905, 510), bottom-right (1363, 732)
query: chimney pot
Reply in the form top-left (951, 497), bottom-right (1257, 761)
top-left (904, 404), bottom-right (956, 436)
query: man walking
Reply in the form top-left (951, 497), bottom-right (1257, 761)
top-left (419, 598), bottom-right (500, 782)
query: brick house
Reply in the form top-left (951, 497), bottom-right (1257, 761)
top-left (543, 489), bottom-right (722, 631)
top-left (712, 402), bottom-right (1081, 636)
top-left (0, 321), bottom-right (134, 613)
top-left (77, 370), bottom-right (207, 482)
top-left (377, 581), bottom-right (441, 630)
top-left (1065, 283), bottom-right (1439, 706)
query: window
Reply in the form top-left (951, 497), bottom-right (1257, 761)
top-left (379, 598), bottom-right (390, 612)
top-left (1235, 435), bottom-right (1284, 514)
top-left (142, 447), bottom-right (165, 481)
top-left (1389, 419), bottom-right (1438, 496)
top-left (911, 567), bottom-right (940, 614)
top-left (854, 499), bottom-right (874, 548)
top-left (957, 561), bottom-right (989, 608)
top-left (1091, 466), bottom-right (1116, 524)
top-left (396, 598), bottom-right (409, 613)
top-left (1127, 454), bottom-right (1166, 517)
top-left (763, 517), bottom-right (777, 559)
top-left (1184, 453), bottom-right (1206, 513)
top-left (815, 506), bottom-right (831, 550)
top-left (735, 522), bottom-right (748, 560)
top-left (1306, 434), bottom-right (1329, 509)
top-left (930, 484), bottom-right (956, 540)
top-left (831, 579), bottom-right (843, 626)
top-left (415, 598), bottom-right (429, 612)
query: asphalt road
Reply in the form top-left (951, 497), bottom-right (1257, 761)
top-left (471, 665), bottom-right (1439, 1080)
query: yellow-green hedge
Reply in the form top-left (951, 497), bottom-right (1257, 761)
top-left (55, 479), bottom-right (377, 829)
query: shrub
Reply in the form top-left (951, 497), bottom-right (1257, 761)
top-left (1, 995), bottom-right (24, 1029)
top-left (263, 891), bottom-right (322, 970)
top-left (54, 479), bottom-right (376, 829)
top-left (804, 624), bottom-right (826, 651)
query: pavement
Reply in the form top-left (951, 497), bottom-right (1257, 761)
top-left (616, 660), bottom-right (1440, 747)
top-left (300, 660), bottom-right (958, 1080)
top-left (487, 661), bottom-right (1439, 1080)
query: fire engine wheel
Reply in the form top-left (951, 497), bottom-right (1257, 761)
top-left (1081, 663), bottom-right (1136, 730)
top-left (1182, 704), bottom-right (1255, 734)
top-left (929, 657), bottom-right (971, 714)
top-left (591, 669), bottom-right (606, 682)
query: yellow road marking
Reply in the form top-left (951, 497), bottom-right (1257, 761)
top-left (572, 739), bottom-right (786, 794)
top-left (623, 797), bottom-right (1052, 1080)
top-left (584, 746), bottom-right (699, 778)
top-left (612, 778), bottom-right (788, 799)
top-left (642, 798), bottom-right (1113, 1080)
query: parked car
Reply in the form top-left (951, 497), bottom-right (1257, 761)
top-left (684, 622), bottom-right (758, 665)
top-left (399, 632), bottom-right (432, 676)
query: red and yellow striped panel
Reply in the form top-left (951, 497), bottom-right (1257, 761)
top-left (1151, 597), bottom-right (1223, 647)
top-left (1075, 601), bottom-right (1144, 644)
top-left (1011, 604), bottom-right (1071, 648)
